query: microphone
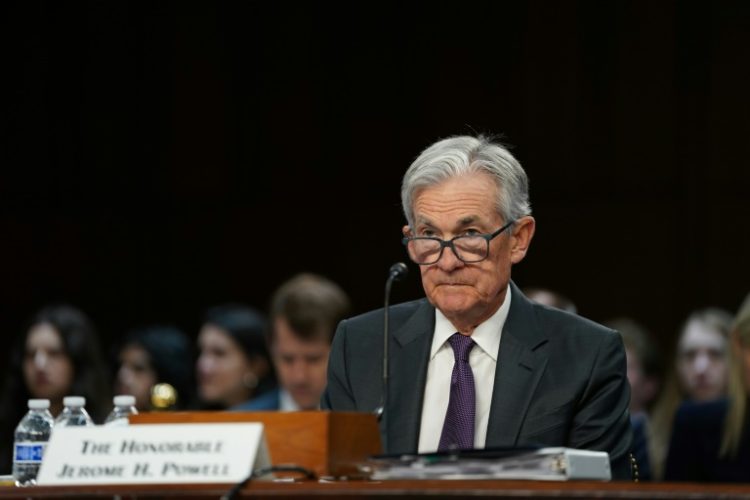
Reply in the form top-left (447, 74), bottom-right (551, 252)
top-left (374, 262), bottom-right (409, 452)
top-left (388, 262), bottom-right (409, 282)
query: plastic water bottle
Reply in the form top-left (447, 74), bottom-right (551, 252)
top-left (54, 396), bottom-right (94, 427)
top-left (12, 399), bottom-right (54, 486)
top-left (104, 395), bottom-right (138, 426)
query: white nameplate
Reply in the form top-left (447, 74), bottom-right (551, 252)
top-left (37, 423), bottom-right (270, 485)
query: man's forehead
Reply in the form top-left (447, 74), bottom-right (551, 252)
top-left (414, 214), bottom-right (483, 227)
top-left (411, 176), bottom-right (501, 224)
top-left (273, 317), bottom-right (331, 345)
top-left (274, 338), bottom-right (330, 355)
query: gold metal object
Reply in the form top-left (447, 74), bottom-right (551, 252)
top-left (150, 383), bottom-right (177, 410)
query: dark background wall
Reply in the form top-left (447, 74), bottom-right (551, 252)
top-left (1, 1), bottom-right (748, 375)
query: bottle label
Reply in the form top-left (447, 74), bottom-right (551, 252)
top-left (13, 442), bottom-right (46, 464)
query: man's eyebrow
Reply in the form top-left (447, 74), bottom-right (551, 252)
top-left (458, 216), bottom-right (479, 226)
top-left (414, 216), bottom-right (482, 229)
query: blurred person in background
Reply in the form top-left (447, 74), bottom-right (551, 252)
top-left (605, 317), bottom-right (662, 480)
top-left (649, 307), bottom-right (733, 479)
top-left (0, 305), bottom-right (110, 472)
top-left (196, 304), bottom-right (276, 409)
top-left (114, 325), bottom-right (194, 411)
top-left (522, 287), bottom-right (577, 314)
top-left (238, 273), bottom-right (351, 411)
top-left (665, 294), bottom-right (750, 481)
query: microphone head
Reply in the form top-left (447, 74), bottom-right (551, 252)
top-left (389, 262), bottom-right (409, 281)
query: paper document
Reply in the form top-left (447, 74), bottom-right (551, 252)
top-left (366, 447), bottom-right (611, 481)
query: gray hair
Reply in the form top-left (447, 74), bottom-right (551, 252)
top-left (401, 135), bottom-right (531, 228)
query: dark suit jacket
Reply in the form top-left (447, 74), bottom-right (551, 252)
top-left (322, 281), bottom-right (633, 479)
top-left (665, 398), bottom-right (750, 482)
top-left (232, 389), bottom-right (281, 411)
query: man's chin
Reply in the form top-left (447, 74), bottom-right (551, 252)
top-left (432, 300), bottom-right (475, 318)
top-left (291, 393), bottom-right (318, 410)
top-left (295, 403), bottom-right (319, 411)
top-left (428, 291), bottom-right (475, 313)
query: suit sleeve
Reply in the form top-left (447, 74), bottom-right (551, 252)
top-left (321, 319), bottom-right (357, 411)
top-left (570, 331), bottom-right (633, 480)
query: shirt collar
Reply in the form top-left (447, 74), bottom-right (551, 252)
top-left (430, 284), bottom-right (512, 361)
top-left (279, 389), bottom-right (302, 411)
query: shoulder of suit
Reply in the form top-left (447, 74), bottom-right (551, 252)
top-left (527, 300), bottom-right (619, 340)
top-left (344, 298), bottom-right (430, 327)
top-left (233, 389), bottom-right (280, 411)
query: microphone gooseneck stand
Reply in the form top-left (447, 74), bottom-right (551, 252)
top-left (376, 262), bottom-right (408, 454)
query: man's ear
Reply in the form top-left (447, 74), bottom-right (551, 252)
top-left (402, 225), bottom-right (411, 237)
top-left (510, 216), bottom-right (535, 264)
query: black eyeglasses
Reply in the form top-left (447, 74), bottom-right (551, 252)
top-left (402, 220), bottom-right (515, 265)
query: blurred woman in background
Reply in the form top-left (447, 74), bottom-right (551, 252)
top-left (196, 304), bottom-right (276, 409)
top-left (114, 325), bottom-right (194, 411)
top-left (0, 304), bottom-right (110, 472)
top-left (649, 307), bottom-right (733, 479)
top-left (665, 294), bottom-right (750, 481)
top-left (605, 317), bottom-right (662, 480)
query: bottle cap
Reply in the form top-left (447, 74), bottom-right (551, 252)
top-left (113, 395), bottom-right (136, 407)
top-left (63, 396), bottom-right (86, 407)
top-left (28, 399), bottom-right (50, 410)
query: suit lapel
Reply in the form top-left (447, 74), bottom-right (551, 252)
top-left (485, 282), bottom-right (549, 448)
top-left (386, 299), bottom-right (434, 454)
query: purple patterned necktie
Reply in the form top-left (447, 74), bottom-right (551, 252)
top-left (438, 332), bottom-right (476, 451)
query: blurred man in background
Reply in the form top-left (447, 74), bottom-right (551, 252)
top-left (241, 273), bottom-right (350, 410)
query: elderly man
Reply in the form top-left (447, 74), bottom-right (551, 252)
top-left (322, 135), bottom-right (632, 479)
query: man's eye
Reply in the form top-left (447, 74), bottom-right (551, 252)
top-left (462, 229), bottom-right (481, 236)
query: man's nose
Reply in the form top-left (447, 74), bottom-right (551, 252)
top-left (436, 244), bottom-right (464, 271)
top-left (289, 361), bottom-right (309, 382)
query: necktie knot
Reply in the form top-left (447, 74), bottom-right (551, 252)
top-left (448, 333), bottom-right (475, 362)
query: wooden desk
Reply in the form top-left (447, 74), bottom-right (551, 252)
top-left (2, 479), bottom-right (750, 499)
top-left (129, 411), bottom-right (381, 478)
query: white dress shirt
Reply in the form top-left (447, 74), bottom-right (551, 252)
top-left (417, 285), bottom-right (511, 453)
top-left (279, 389), bottom-right (301, 411)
